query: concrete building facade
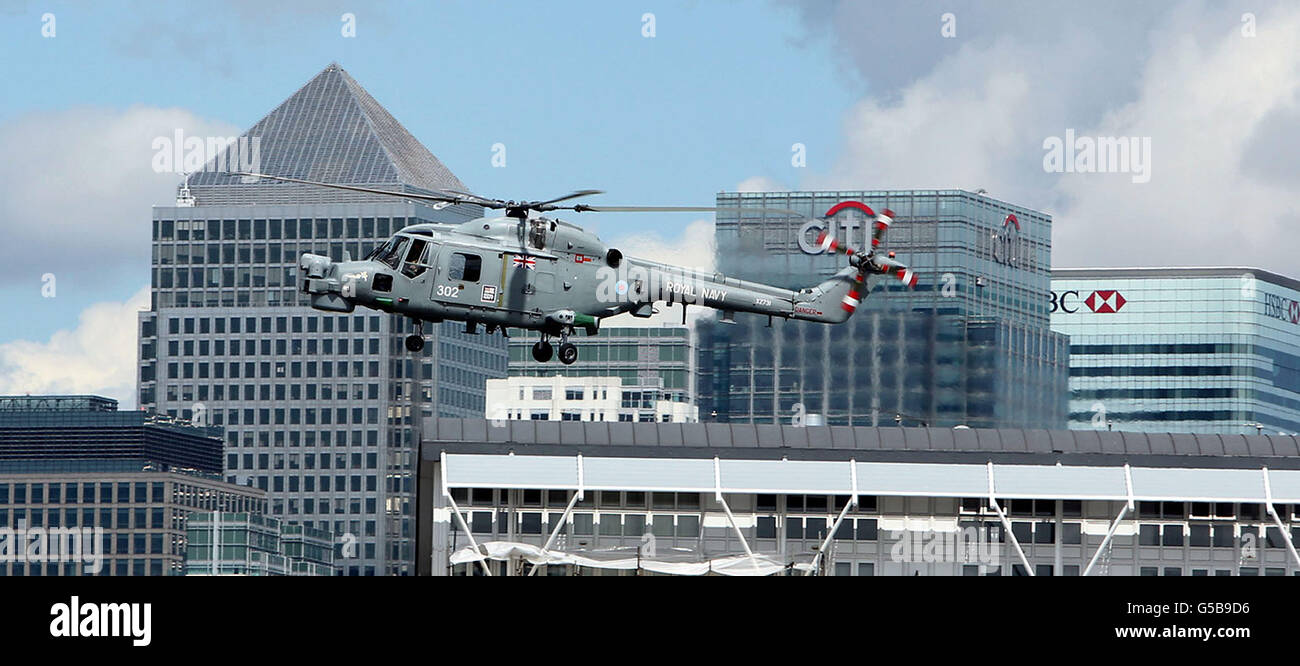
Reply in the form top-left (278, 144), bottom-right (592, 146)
top-left (137, 64), bottom-right (507, 575)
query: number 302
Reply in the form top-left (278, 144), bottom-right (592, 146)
top-left (436, 285), bottom-right (460, 298)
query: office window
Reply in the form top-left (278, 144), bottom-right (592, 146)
top-left (1139, 524), bottom-right (1160, 546)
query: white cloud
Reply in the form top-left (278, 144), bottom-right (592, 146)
top-left (800, 3), bottom-right (1300, 273)
top-left (0, 106), bottom-right (239, 284)
top-left (736, 175), bottom-right (787, 192)
top-left (0, 286), bottom-right (149, 408)
top-left (1053, 9), bottom-right (1300, 269)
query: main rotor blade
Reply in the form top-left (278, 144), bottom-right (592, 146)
top-left (532, 189), bottom-right (605, 208)
top-left (232, 172), bottom-right (499, 207)
top-left (442, 188), bottom-right (506, 207)
top-left (571, 204), bottom-right (808, 217)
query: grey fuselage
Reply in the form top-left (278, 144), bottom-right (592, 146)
top-left (298, 215), bottom-right (865, 335)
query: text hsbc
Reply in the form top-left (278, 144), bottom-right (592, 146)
top-left (1262, 293), bottom-right (1300, 325)
top-left (1050, 290), bottom-right (1081, 313)
top-left (1051, 290), bottom-right (1127, 314)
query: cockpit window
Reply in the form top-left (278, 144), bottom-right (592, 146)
top-left (366, 236), bottom-right (398, 261)
top-left (401, 239), bottom-right (430, 278)
top-left (378, 237), bottom-right (408, 270)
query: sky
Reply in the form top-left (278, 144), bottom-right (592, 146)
top-left (1, 0), bottom-right (1298, 405)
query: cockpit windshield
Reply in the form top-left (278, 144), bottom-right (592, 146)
top-left (366, 236), bottom-right (399, 261)
top-left (368, 235), bottom-right (409, 270)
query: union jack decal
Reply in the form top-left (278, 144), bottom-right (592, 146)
top-left (512, 255), bottom-right (536, 270)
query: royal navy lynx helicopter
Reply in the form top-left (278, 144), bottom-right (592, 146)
top-left (236, 172), bottom-right (918, 364)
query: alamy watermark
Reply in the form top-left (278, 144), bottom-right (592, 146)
top-left (888, 525), bottom-right (1001, 572)
top-left (1043, 129), bottom-right (1151, 184)
top-left (0, 519), bottom-right (103, 574)
top-left (151, 130), bottom-right (261, 175)
top-left (594, 263), bottom-right (724, 305)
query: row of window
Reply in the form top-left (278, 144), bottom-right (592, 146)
top-left (0, 558), bottom-right (170, 577)
top-left (226, 452), bottom-right (378, 470)
top-left (0, 483), bottom-right (262, 514)
top-left (963, 499), bottom-right (1298, 522)
top-left (165, 382), bottom-right (379, 404)
top-left (454, 511), bottom-right (703, 538)
top-left (163, 360), bottom-right (380, 381)
top-left (243, 495), bottom-right (376, 518)
top-left (521, 412), bottom-right (666, 422)
top-left (154, 217), bottom-right (409, 242)
top-left (0, 481), bottom-right (164, 504)
top-left (451, 490), bottom-right (885, 516)
top-left (1, 507), bottom-right (169, 530)
top-left (167, 405), bottom-right (382, 427)
top-left (224, 428), bottom-right (381, 447)
top-left (161, 314), bottom-right (381, 336)
top-left (163, 337), bottom-right (382, 358)
top-left (1137, 523), bottom-right (1300, 549)
top-left (229, 474), bottom-right (377, 494)
top-left (1140, 567), bottom-right (1295, 576)
top-left (453, 489), bottom-right (701, 511)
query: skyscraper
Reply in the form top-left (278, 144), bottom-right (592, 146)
top-left (137, 64), bottom-right (508, 575)
top-left (698, 190), bottom-right (1068, 428)
top-left (1052, 267), bottom-right (1300, 434)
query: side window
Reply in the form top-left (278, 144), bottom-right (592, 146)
top-left (448, 253), bottom-right (482, 282)
top-left (401, 239), bottom-right (429, 278)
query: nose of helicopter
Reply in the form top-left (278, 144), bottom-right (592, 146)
top-left (298, 252), bottom-right (357, 312)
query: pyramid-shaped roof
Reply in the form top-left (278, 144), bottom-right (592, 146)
top-left (186, 63), bottom-right (466, 204)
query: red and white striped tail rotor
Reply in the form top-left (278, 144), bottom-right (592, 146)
top-left (872, 255), bottom-right (918, 288)
top-left (818, 206), bottom-right (916, 318)
top-left (871, 208), bottom-right (894, 248)
top-left (815, 230), bottom-right (859, 257)
top-left (840, 271), bottom-right (866, 313)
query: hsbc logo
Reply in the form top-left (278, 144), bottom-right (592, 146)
top-left (1085, 290), bottom-right (1126, 313)
top-left (1262, 292), bottom-right (1300, 325)
top-left (1051, 289), bottom-right (1127, 314)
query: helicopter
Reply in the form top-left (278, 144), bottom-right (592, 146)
top-left (235, 172), bottom-right (918, 364)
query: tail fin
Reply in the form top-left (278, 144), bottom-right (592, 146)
top-left (792, 267), bottom-right (863, 324)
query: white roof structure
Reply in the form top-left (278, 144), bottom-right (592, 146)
top-left (423, 420), bottom-right (1300, 576)
top-left (443, 452), bottom-right (1300, 504)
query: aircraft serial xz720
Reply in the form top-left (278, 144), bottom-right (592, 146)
top-left (236, 172), bottom-right (918, 364)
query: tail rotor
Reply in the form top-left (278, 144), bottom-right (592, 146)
top-left (813, 206), bottom-right (916, 315)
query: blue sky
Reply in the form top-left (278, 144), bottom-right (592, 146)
top-left (0, 0), bottom-right (862, 343)
top-left (3, 1), bottom-right (1300, 404)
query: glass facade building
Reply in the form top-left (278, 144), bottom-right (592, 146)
top-left (0, 394), bottom-right (222, 474)
top-left (1052, 267), bottom-right (1300, 434)
top-left (698, 190), bottom-right (1068, 428)
top-left (137, 64), bottom-right (508, 575)
top-left (184, 511), bottom-right (335, 576)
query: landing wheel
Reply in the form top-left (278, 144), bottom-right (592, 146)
top-left (405, 334), bottom-right (425, 352)
top-left (558, 342), bottom-right (578, 365)
top-left (531, 340), bottom-right (554, 363)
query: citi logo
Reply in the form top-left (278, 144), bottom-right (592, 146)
top-left (49, 596), bottom-right (152, 647)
